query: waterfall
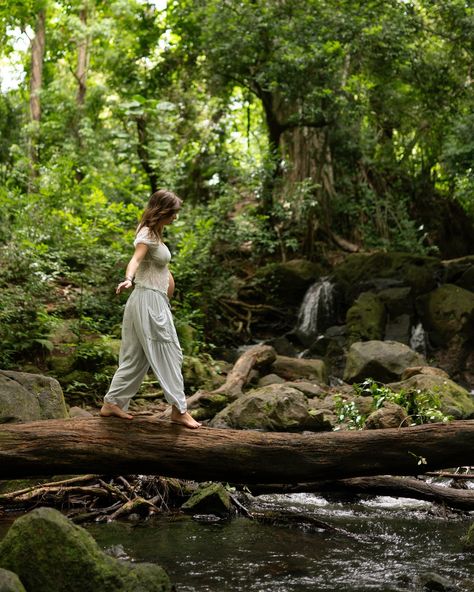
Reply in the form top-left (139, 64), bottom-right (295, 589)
top-left (295, 278), bottom-right (336, 346)
top-left (410, 322), bottom-right (427, 357)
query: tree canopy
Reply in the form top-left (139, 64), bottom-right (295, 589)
top-left (1, 0), bottom-right (473, 368)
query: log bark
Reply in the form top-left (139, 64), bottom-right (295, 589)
top-left (246, 476), bottom-right (474, 511)
top-left (0, 417), bottom-right (474, 482)
top-left (208, 344), bottom-right (276, 398)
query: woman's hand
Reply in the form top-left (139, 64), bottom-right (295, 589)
top-left (116, 279), bottom-right (133, 295)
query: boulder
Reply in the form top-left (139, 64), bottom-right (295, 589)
top-left (68, 406), bottom-right (94, 419)
top-left (181, 483), bottom-right (232, 516)
top-left (0, 507), bottom-right (172, 592)
top-left (401, 366), bottom-right (449, 381)
top-left (257, 373), bottom-right (286, 387)
top-left (364, 402), bottom-right (408, 430)
top-left (343, 341), bottom-right (425, 384)
top-left (378, 286), bottom-right (414, 318)
top-left (387, 374), bottom-right (474, 419)
top-left (272, 356), bottom-right (328, 383)
top-left (416, 572), bottom-right (457, 592)
top-left (210, 384), bottom-right (331, 432)
top-left (0, 568), bottom-right (26, 592)
top-left (257, 259), bottom-right (324, 303)
top-left (419, 284), bottom-right (474, 346)
top-left (0, 371), bottom-right (68, 423)
top-left (332, 252), bottom-right (442, 300)
top-left (346, 292), bottom-right (386, 344)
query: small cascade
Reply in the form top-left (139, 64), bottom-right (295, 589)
top-left (295, 278), bottom-right (336, 346)
top-left (410, 322), bottom-right (427, 356)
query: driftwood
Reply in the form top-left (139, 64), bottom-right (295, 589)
top-left (1, 417), bottom-right (474, 482)
top-left (183, 344), bottom-right (277, 411)
top-left (245, 475), bottom-right (474, 511)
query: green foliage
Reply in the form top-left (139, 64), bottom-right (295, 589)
top-left (335, 378), bottom-right (452, 430)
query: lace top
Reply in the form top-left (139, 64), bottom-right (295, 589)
top-left (133, 226), bottom-right (171, 294)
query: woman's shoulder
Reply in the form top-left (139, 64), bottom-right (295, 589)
top-left (134, 225), bottom-right (159, 246)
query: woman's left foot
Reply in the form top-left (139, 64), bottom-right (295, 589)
top-left (170, 408), bottom-right (201, 429)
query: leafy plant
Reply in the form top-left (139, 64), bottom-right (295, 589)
top-left (334, 378), bottom-right (452, 430)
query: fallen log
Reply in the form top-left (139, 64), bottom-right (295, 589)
top-left (245, 476), bottom-right (474, 511)
top-left (180, 343), bottom-right (277, 413)
top-left (1, 417), bottom-right (474, 482)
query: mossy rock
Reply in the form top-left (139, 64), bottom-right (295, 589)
top-left (0, 507), bottom-right (172, 592)
top-left (210, 383), bottom-right (332, 432)
top-left (182, 356), bottom-right (217, 392)
top-left (332, 252), bottom-right (442, 299)
top-left (346, 292), bottom-right (386, 344)
top-left (461, 523), bottom-right (474, 551)
top-left (175, 322), bottom-right (198, 356)
top-left (343, 340), bottom-right (425, 384)
top-left (0, 371), bottom-right (68, 423)
top-left (0, 568), bottom-right (26, 592)
top-left (419, 284), bottom-right (474, 346)
top-left (387, 374), bottom-right (474, 419)
top-left (190, 392), bottom-right (230, 421)
top-left (181, 483), bottom-right (231, 516)
top-left (254, 259), bottom-right (324, 304)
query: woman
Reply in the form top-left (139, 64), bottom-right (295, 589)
top-left (100, 189), bottom-right (201, 429)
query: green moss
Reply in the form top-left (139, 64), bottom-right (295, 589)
top-left (0, 508), bottom-right (172, 592)
top-left (332, 252), bottom-right (442, 297)
top-left (0, 568), bottom-right (27, 592)
top-left (181, 483), bottom-right (231, 515)
top-left (346, 292), bottom-right (386, 344)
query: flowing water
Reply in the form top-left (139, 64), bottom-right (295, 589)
top-left (1, 494), bottom-right (473, 591)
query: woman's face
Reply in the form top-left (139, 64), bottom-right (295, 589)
top-left (162, 210), bottom-right (179, 225)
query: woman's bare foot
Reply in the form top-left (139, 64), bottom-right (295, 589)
top-left (100, 402), bottom-right (133, 420)
top-left (170, 407), bottom-right (201, 429)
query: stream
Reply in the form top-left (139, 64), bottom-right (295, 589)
top-left (1, 493), bottom-right (473, 591)
top-left (81, 494), bottom-right (474, 591)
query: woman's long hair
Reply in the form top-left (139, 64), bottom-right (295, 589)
top-left (137, 189), bottom-right (182, 241)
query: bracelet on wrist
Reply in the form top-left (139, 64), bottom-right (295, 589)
top-left (123, 276), bottom-right (134, 283)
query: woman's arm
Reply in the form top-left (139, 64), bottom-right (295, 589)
top-left (116, 243), bottom-right (149, 294)
top-left (168, 271), bottom-right (175, 299)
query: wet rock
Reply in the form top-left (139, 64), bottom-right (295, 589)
top-left (0, 371), bottom-right (68, 423)
top-left (272, 355), bottom-right (327, 383)
top-left (210, 384), bottom-right (331, 432)
top-left (388, 374), bottom-right (474, 419)
top-left (257, 259), bottom-right (324, 303)
top-left (343, 341), bottom-right (425, 384)
top-left (364, 402), bottom-right (408, 429)
top-left (0, 507), bottom-right (172, 592)
top-left (0, 568), bottom-right (26, 592)
top-left (419, 284), bottom-right (474, 346)
top-left (181, 483), bottom-right (232, 516)
top-left (346, 292), bottom-right (386, 344)
top-left (378, 286), bottom-right (414, 318)
top-left (417, 572), bottom-right (458, 592)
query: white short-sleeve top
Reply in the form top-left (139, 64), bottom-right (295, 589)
top-left (133, 226), bottom-right (171, 294)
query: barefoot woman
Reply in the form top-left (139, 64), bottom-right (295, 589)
top-left (100, 189), bottom-right (201, 429)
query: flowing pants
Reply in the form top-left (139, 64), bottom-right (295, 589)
top-left (104, 286), bottom-right (187, 413)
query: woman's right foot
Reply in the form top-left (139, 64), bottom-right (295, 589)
top-left (100, 402), bottom-right (133, 420)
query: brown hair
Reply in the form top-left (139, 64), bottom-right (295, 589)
top-left (137, 189), bottom-right (182, 241)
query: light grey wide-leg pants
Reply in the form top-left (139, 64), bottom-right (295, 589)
top-left (104, 286), bottom-right (187, 413)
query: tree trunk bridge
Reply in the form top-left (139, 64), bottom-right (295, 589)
top-left (1, 417), bottom-right (473, 482)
